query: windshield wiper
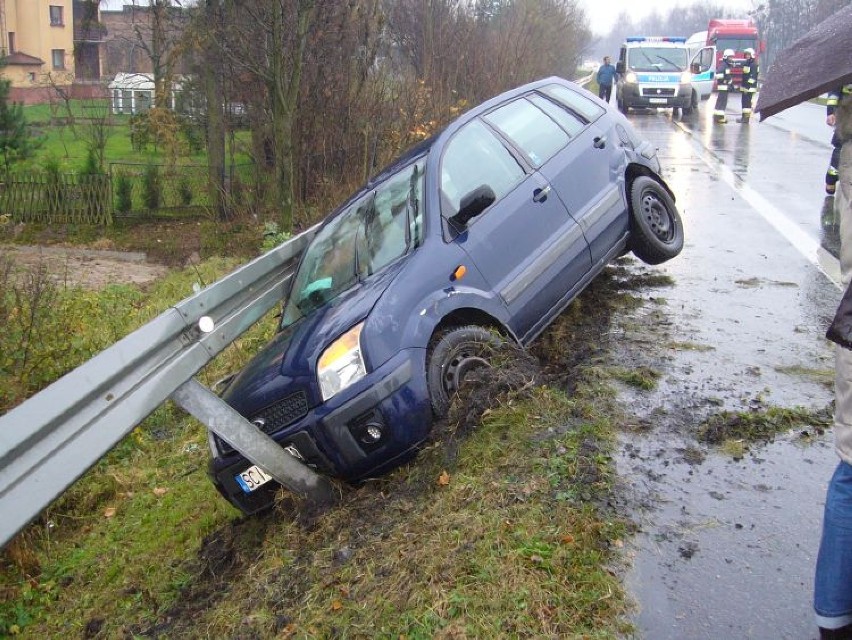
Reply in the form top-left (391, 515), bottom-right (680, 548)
top-left (654, 54), bottom-right (682, 71)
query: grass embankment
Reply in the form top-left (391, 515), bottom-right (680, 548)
top-left (1, 261), bottom-right (655, 639)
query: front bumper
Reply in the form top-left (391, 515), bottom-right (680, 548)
top-left (621, 83), bottom-right (692, 109)
top-left (209, 348), bottom-right (433, 514)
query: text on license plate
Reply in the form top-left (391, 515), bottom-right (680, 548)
top-left (649, 98), bottom-right (668, 104)
top-left (236, 465), bottom-right (273, 493)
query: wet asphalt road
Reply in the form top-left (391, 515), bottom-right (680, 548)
top-left (615, 98), bottom-right (842, 640)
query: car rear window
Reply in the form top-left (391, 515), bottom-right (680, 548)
top-left (483, 98), bottom-right (569, 168)
top-left (539, 84), bottom-right (604, 122)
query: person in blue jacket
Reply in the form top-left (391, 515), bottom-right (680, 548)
top-left (596, 56), bottom-right (617, 103)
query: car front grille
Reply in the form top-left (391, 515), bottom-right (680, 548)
top-left (641, 87), bottom-right (676, 97)
top-left (217, 390), bottom-right (310, 455)
top-left (252, 391), bottom-right (310, 435)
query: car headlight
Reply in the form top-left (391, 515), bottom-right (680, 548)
top-left (625, 72), bottom-right (637, 84)
top-left (318, 322), bottom-right (366, 401)
top-left (680, 71), bottom-right (692, 83)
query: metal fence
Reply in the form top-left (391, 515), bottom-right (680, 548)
top-left (0, 226), bottom-right (334, 549)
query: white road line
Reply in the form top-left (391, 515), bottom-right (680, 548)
top-left (677, 123), bottom-right (842, 289)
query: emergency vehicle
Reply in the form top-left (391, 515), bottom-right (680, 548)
top-left (615, 36), bottom-right (715, 114)
top-left (690, 19), bottom-right (762, 89)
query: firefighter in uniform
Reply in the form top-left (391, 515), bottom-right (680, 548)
top-left (827, 86), bottom-right (852, 195)
top-left (713, 49), bottom-right (736, 123)
top-left (737, 47), bottom-right (758, 123)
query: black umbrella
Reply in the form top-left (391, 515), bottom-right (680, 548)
top-left (756, 3), bottom-right (852, 121)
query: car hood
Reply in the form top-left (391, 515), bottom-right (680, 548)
top-left (221, 262), bottom-right (405, 416)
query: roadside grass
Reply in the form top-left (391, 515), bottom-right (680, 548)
top-left (0, 253), bottom-right (259, 414)
top-left (774, 364), bottom-right (834, 388)
top-left (0, 267), bottom-right (647, 639)
top-left (697, 405), bottom-right (834, 453)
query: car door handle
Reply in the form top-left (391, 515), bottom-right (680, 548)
top-left (593, 136), bottom-right (607, 149)
top-left (533, 185), bottom-right (551, 203)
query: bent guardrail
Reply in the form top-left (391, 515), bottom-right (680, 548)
top-left (0, 227), bottom-right (334, 548)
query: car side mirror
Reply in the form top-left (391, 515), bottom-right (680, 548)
top-left (616, 61), bottom-right (625, 75)
top-left (451, 185), bottom-right (496, 228)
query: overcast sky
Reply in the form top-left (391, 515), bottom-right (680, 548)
top-left (582, 0), bottom-right (754, 35)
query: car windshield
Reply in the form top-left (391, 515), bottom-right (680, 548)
top-left (280, 159), bottom-right (426, 327)
top-left (627, 47), bottom-right (688, 72)
top-left (714, 37), bottom-right (757, 52)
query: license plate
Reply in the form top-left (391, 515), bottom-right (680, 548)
top-left (649, 98), bottom-right (668, 104)
top-left (235, 465), bottom-right (273, 493)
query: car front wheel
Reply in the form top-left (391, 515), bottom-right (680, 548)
top-left (629, 176), bottom-right (684, 265)
top-left (426, 326), bottom-right (501, 416)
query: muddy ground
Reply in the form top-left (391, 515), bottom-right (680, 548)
top-left (0, 244), bottom-right (170, 290)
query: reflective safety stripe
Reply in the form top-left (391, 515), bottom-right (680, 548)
top-left (829, 167), bottom-right (839, 176)
top-left (718, 86), bottom-right (728, 91)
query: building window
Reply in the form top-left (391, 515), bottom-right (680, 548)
top-left (28, 72), bottom-right (36, 83)
top-left (52, 49), bottom-right (65, 69)
top-left (7, 32), bottom-right (15, 53)
top-left (49, 5), bottom-right (64, 26)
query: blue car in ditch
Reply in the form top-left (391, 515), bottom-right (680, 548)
top-left (209, 76), bottom-right (684, 514)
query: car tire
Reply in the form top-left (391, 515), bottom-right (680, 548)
top-left (426, 325), bottom-right (501, 417)
top-left (629, 176), bottom-right (684, 265)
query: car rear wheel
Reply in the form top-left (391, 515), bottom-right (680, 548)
top-left (426, 326), bottom-right (501, 416)
top-left (629, 176), bottom-right (684, 265)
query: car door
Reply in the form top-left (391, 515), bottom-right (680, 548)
top-left (534, 85), bottom-right (627, 266)
top-left (440, 117), bottom-right (591, 338)
top-left (690, 45), bottom-right (716, 99)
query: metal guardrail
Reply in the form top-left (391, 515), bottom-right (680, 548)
top-left (0, 227), bottom-right (337, 548)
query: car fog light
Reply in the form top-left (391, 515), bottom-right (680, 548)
top-left (362, 424), bottom-right (383, 444)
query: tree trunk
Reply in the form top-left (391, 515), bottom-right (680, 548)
top-left (205, 0), bottom-right (227, 220)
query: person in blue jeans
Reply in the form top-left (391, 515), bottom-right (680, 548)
top-left (596, 56), bottom-right (617, 103)
top-left (817, 85), bottom-right (852, 640)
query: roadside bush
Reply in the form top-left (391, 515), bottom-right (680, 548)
top-left (142, 164), bottom-right (161, 210)
top-left (178, 177), bottom-right (193, 206)
top-left (41, 155), bottom-right (65, 216)
top-left (260, 220), bottom-right (291, 253)
top-left (115, 172), bottom-right (133, 213)
top-left (80, 148), bottom-right (100, 176)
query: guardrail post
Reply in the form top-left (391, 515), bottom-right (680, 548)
top-left (171, 378), bottom-right (338, 505)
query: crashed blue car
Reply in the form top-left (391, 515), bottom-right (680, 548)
top-left (210, 76), bottom-right (683, 514)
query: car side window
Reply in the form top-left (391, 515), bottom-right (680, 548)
top-left (540, 84), bottom-right (605, 122)
top-left (359, 159), bottom-right (425, 277)
top-left (483, 98), bottom-right (569, 168)
top-left (527, 94), bottom-right (585, 139)
top-left (440, 119), bottom-right (525, 218)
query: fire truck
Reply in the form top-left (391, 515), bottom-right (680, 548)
top-left (692, 19), bottom-right (762, 89)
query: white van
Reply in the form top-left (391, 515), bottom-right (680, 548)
top-left (615, 36), bottom-right (716, 113)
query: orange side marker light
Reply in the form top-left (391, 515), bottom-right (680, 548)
top-left (451, 265), bottom-right (466, 281)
